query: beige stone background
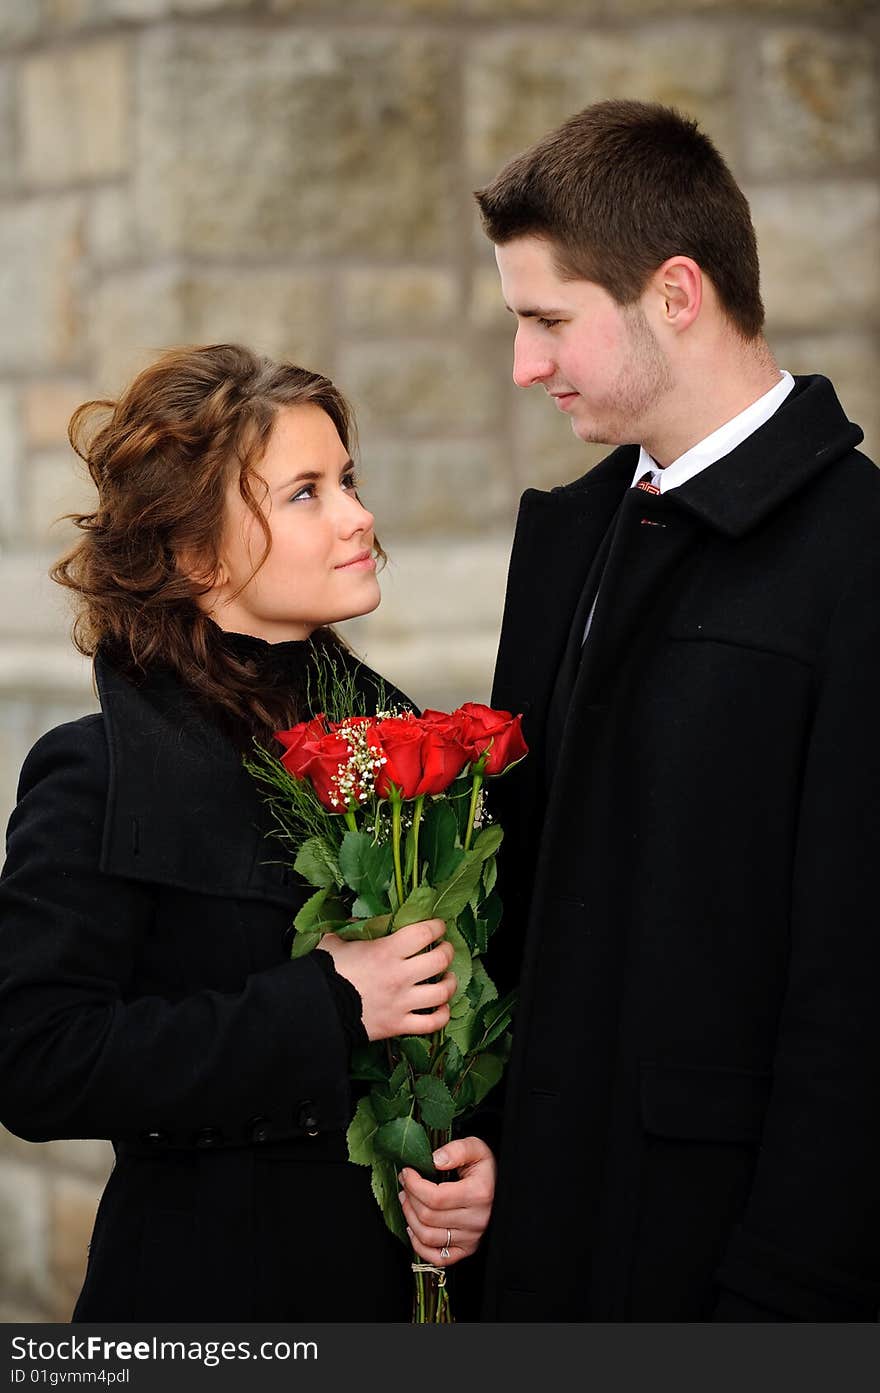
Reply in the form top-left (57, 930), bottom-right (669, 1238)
top-left (0, 0), bottom-right (877, 1322)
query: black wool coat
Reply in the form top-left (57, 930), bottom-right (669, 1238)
top-left (482, 375), bottom-right (880, 1322)
top-left (0, 642), bottom-right (413, 1321)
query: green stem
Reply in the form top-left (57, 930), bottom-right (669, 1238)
top-left (344, 807), bottom-right (358, 833)
top-left (391, 796), bottom-right (405, 906)
top-left (411, 795), bottom-right (425, 892)
top-left (463, 771), bottom-right (483, 852)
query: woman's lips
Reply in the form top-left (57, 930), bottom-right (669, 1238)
top-left (335, 552), bottom-right (376, 571)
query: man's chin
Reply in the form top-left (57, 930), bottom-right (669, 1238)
top-left (571, 416), bottom-right (613, 446)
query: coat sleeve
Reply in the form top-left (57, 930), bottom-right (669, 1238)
top-left (0, 717), bottom-right (355, 1146)
top-left (713, 550), bottom-right (880, 1321)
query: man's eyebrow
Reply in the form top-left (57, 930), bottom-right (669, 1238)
top-left (504, 304), bottom-right (567, 318)
top-left (274, 459), bottom-right (355, 492)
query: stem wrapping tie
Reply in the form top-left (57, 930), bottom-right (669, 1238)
top-left (411, 1262), bottom-right (447, 1287)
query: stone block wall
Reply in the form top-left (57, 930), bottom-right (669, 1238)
top-left (0, 0), bottom-right (877, 1320)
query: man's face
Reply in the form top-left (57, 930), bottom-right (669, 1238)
top-left (495, 235), bottom-right (673, 446)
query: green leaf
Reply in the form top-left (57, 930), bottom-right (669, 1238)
top-left (467, 957), bottom-right (497, 1014)
top-left (290, 930), bottom-right (321, 959)
top-left (446, 919), bottom-right (473, 1003)
top-left (456, 901), bottom-right (477, 953)
top-left (445, 1009), bottom-right (474, 1057)
top-left (482, 888), bottom-right (503, 938)
top-left (421, 800), bottom-right (462, 883)
top-left (373, 1089), bottom-right (413, 1124)
top-left (482, 854), bottom-right (498, 898)
top-left (350, 1041), bottom-right (388, 1083)
top-left (294, 836), bottom-right (342, 889)
top-left (371, 1155), bottom-right (408, 1246)
top-left (399, 1036), bottom-right (432, 1072)
top-left (466, 1051), bottom-right (505, 1106)
top-left (375, 1115), bottom-right (436, 1175)
top-left (441, 1039), bottom-right (464, 1087)
top-left (336, 913), bottom-right (391, 941)
top-left (474, 988), bottom-right (517, 1051)
top-left (293, 885), bottom-right (330, 933)
top-left (352, 892), bottom-right (389, 918)
top-left (433, 852), bottom-right (485, 923)
top-left (414, 1075), bottom-right (456, 1130)
top-left (388, 1060), bottom-right (410, 1095)
top-left (339, 832), bottom-right (393, 908)
top-left (393, 883), bottom-right (437, 930)
top-left (471, 824), bottom-right (504, 861)
top-left (346, 1095), bottom-right (379, 1166)
top-left (474, 917), bottom-right (489, 956)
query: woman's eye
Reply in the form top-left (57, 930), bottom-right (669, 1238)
top-left (290, 484), bottom-right (316, 503)
top-left (342, 473), bottom-right (361, 494)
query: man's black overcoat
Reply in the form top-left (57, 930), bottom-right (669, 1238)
top-left (0, 643), bottom-right (411, 1320)
top-left (482, 375), bottom-right (880, 1321)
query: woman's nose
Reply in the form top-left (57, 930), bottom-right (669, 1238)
top-left (341, 494), bottom-right (375, 537)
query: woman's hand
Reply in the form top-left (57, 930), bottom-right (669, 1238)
top-left (399, 1137), bottom-right (496, 1266)
top-left (321, 918), bottom-right (455, 1041)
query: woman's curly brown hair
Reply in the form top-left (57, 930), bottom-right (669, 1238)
top-left (52, 343), bottom-right (383, 744)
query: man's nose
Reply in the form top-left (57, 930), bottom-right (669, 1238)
top-left (512, 331), bottom-right (553, 388)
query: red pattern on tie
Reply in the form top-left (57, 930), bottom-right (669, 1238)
top-left (635, 471), bottom-right (661, 495)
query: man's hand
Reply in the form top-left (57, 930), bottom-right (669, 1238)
top-left (399, 1136), bottom-right (496, 1267)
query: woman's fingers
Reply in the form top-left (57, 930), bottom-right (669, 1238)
top-left (322, 917), bottom-right (457, 1040)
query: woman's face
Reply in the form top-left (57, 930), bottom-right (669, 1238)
top-left (206, 403), bottom-right (380, 642)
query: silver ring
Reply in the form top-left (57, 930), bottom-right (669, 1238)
top-left (439, 1228), bottom-right (452, 1259)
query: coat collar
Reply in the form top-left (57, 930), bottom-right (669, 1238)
top-left (520, 374), bottom-right (863, 540)
top-left (96, 654), bottom-right (295, 904)
top-left (493, 373), bottom-right (863, 764)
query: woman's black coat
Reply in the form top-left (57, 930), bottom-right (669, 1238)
top-left (482, 375), bottom-right (880, 1321)
top-left (0, 642), bottom-right (411, 1320)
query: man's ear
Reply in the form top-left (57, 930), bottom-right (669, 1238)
top-left (650, 256), bottom-right (703, 333)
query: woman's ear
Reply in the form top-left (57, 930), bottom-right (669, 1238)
top-left (176, 546), bottom-right (227, 594)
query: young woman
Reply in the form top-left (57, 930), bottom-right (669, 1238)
top-left (0, 344), bottom-right (491, 1321)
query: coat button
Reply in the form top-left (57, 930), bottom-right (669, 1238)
top-left (195, 1127), bottom-right (223, 1148)
top-left (139, 1130), bottom-right (168, 1148)
top-left (249, 1117), bottom-right (272, 1144)
top-left (296, 1101), bottom-right (320, 1136)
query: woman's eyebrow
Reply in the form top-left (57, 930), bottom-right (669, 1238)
top-left (274, 459), bottom-right (355, 492)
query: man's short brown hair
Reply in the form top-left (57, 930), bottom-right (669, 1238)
top-left (475, 99), bottom-right (764, 339)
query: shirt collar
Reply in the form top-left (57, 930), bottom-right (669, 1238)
top-left (631, 370), bottom-right (796, 493)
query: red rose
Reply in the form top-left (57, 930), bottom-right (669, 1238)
top-left (454, 702), bottom-right (528, 776)
top-left (368, 715), bottom-right (470, 800)
top-left (416, 724), bottom-right (470, 795)
top-left (298, 731), bottom-right (355, 811)
top-left (274, 716), bottom-right (327, 778)
top-left (367, 716), bottom-right (425, 800)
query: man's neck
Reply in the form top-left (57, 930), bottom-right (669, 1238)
top-left (642, 342), bottom-right (783, 469)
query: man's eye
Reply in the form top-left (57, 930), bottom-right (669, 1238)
top-left (537, 317), bottom-right (561, 330)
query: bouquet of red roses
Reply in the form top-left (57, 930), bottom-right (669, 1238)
top-left (246, 678), bottom-right (526, 1323)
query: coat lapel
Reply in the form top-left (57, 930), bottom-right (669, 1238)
top-left (491, 447), bottom-right (637, 752)
top-left (96, 657), bottom-right (296, 907)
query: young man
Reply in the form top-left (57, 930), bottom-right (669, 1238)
top-left (401, 99), bottom-right (880, 1321)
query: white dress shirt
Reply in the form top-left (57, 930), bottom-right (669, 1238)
top-left (583, 371), bottom-right (796, 641)
top-left (630, 370), bottom-right (795, 493)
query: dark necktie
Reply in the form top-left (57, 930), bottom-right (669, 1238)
top-left (635, 470), bottom-right (661, 495)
